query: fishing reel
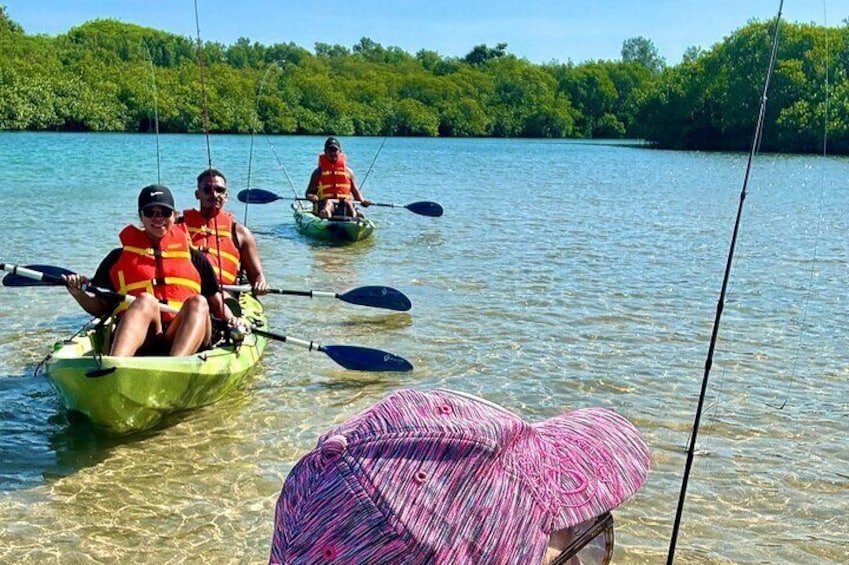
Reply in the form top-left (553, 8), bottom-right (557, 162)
top-left (228, 318), bottom-right (250, 347)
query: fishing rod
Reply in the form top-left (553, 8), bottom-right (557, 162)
top-left (193, 0), bottom-right (214, 173)
top-left (193, 0), bottom-right (227, 295)
top-left (666, 1), bottom-right (785, 562)
top-left (141, 40), bottom-right (162, 184)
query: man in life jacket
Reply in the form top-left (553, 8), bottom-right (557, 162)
top-left (63, 184), bottom-right (238, 357)
top-left (305, 136), bottom-right (372, 219)
top-left (182, 168), bottom-right (268, 295)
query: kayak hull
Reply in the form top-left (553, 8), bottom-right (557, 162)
top-left (292, 204), bottom-right (375, 243)
top-left (44, 293), bottom-right (268, 435)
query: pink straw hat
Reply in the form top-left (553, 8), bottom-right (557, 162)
top-left (270, 388), bottom-right (650, 564)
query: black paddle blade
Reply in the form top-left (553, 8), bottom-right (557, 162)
top-left (338, 286), bottom-right (412, 311)
top-left (237, 188), bottom-right (283, 204)
top-left (406, 201), bottom-right (443, 217)
top-left (2, 264), bottom-right (75, 287)
top-left (320, 345), bottom-right (414, 372)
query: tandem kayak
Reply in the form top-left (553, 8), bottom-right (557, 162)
top-left (292, 203), bottom-right (375, 243)
top-left (44, 292), bottom-right (268, 435)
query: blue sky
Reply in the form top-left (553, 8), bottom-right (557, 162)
top-left (3, 1), bottom-right (847, 65)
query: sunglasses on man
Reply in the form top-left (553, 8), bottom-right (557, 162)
top-left (202, 184), bottom-right (227, 195)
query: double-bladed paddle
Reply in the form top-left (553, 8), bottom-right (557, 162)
top-left (237, 188), bottom-right (444, 217)
top-left (223, 284), bottom-right (411, 312)
top-left (1, 262), bottom-right (414, 372)
top-left (5, 265), bottom-right (412, 313)
top-left (247, 327), bottom-right (413, 372)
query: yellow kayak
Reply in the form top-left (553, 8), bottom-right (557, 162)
top-left (44, 293), bottom-right (268, 435)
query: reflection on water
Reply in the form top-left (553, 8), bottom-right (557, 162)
top-left (0, 133), bottom-right (847, 563)
top-left (0, 370), bottom-right (123, 491)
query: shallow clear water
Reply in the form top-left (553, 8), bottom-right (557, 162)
top-left (0, 132), bottom-right (847, 563)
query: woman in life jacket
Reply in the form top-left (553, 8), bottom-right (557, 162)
top-left (305, 137), bottom-right (372, 219)
top-left (63, 184), bottom-right (239, 357)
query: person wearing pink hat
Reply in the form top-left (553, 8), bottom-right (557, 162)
top-left (269, 388), bottom-right (650, 564)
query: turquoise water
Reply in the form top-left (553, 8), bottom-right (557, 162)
top-left (0, 132), bottom-right (847, 563)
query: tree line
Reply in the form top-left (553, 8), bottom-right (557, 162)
top-left (1, 7), bottom-right (847, 153)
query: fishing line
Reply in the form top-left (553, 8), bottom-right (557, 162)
top-left (243, 61), bottom-right (283, 226)
top-left (141, 40), bottom-right (162, 184)
top-left (766, 1), bottom-right (831, 411)
top-left (666, 1), bottom-right (785, 562)
top-left (358, 135), bottom-right (388, 191)
top-left (247, 59), bottom-right (300, 200)
top-left (265, 137), bottom-right (300, 199)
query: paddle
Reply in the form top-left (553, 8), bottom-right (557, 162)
top-left (247, 326), bottom-right (413, 372)
top-left (1, 264), bottom-right (77, 287)
top-left (1, 263), bottom-right (415, 372)
top-left (222, 284), bottom-right (412, 312)
top-left (237, 188), bottom-right (443, 217)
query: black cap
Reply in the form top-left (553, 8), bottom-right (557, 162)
top-left (324, 136), bottom-right (341, 150)
top-left (138, 184), bottom-right (176, 211)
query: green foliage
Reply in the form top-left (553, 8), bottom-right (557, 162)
top-left (621, 36), bottom-right (666, 74)
top-left (463, 42), bottom-right (508, 66)
top-left (0, 10), bottom-right (845, 152)
top-left (636, 20), bottom-right (848, 152)
top-left (0, 5), bottom-right (23, 34)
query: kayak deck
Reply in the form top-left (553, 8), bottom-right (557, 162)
top-left (44, 293), bottom-right (268, 435)
top-left (292, 203), bottom-right (375, 243)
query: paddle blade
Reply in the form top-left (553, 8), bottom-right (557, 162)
top-left (405, 201), bottom-right (443, 217)
top-left (237, 188), bottom-right (283, 204)
top-left (338, 286), bottom-right (412, 311)
top-left (320, 345), bottom-right (414, 372)
top-left (2, 265), bottom-right (75, 287)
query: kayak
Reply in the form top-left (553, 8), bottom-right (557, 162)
top-left (44, 292), bottom-right (268, 435)
top-left (292, 203), bottom-right (375, 243)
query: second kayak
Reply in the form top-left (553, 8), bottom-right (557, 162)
top-left (292, 203), bottom-right (375, 243)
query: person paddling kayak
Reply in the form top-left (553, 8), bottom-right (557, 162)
top-left (182, 168), bottom-right (269, 295)
top-left (63, 184), bottom-right (239, 357)
top-left (305, 136), bottom-right (372, 219)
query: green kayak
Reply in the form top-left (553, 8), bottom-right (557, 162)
top-left (44, 292), bottom-right (268, 435)
top-left (292, 203), bottom-right (375, 243)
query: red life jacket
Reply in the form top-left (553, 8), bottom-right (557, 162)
top-left (182, 209), bottom-right (241, 285)
top-left (109, 224), bottom-right (202, 322)
top-left (317, 153), bottom-right (352, 200)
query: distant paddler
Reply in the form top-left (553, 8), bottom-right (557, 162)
top-left (305, 136), bottom-right (373, 219)
top-left (64, 184), bottom-right (241, 357)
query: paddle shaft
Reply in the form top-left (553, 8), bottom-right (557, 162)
top-left (250, 326), bottom-right (321, 351)
top-left (222, 283), bottom-right (411, 311)
top-left (223, 284), bottom-right (336, 299)
top-left (250, 326), bottom-right (413, 371)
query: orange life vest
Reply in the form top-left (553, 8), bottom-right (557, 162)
top-left (182, 209), bottom-right (241, 285)
top-left (317, 153), bottom-right (352, 200)
top-left (109, 224), bottom-right (202, 322)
